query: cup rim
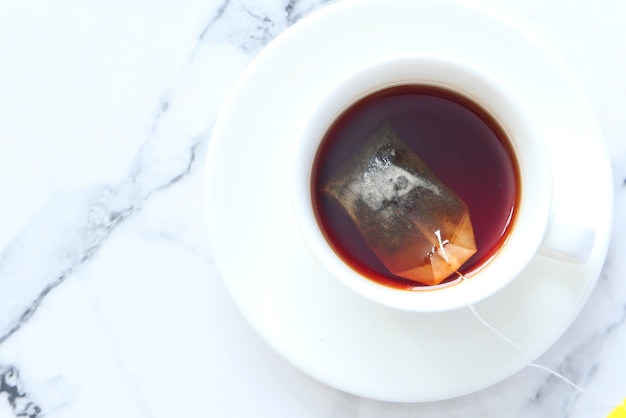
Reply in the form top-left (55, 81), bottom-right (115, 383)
top-left (290, 55), bottom-right (552, 312)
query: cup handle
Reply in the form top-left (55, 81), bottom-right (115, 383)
top-left (538, 215), bottom-right (595, 264)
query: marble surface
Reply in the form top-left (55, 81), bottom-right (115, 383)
top-left (0, 0), bottom-right (624, 417)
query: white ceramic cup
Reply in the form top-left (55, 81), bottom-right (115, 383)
top-left (291, 56), bottom-right (595, 312)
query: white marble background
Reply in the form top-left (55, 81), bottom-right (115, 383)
top-left (0, 0), bottom-right (625, 417)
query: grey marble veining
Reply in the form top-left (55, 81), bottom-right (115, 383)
top-left (0, 367), bottom-right (40, 418)
top-left (201, 0), bottom-right (332, 53)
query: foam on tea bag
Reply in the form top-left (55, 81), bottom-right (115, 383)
top-left (324, 123), bottom-right (477, 286)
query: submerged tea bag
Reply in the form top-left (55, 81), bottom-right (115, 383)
top-left (324, 124), bottom-right (477, 286)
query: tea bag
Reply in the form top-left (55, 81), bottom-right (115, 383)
top-left (324, 123), bottom-right (477, 286)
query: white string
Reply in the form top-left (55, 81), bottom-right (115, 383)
top-left (434, 229), bottom-right (449, 263)
top-left (456, 273), bottom-right (621, 410)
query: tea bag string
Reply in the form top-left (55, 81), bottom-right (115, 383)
top-left (434, 241), bottom-right (623, 414)
top-left (455, 269), bottom-right (623, 414)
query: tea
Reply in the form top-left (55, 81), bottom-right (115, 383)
top-left (311, 85), bottom-right (520, 289)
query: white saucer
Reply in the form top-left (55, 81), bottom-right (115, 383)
top-left (205, 0), bottom-right (613, 402)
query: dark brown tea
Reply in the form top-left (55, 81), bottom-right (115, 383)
top-left (311, 85), bottom-right (520, 289)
